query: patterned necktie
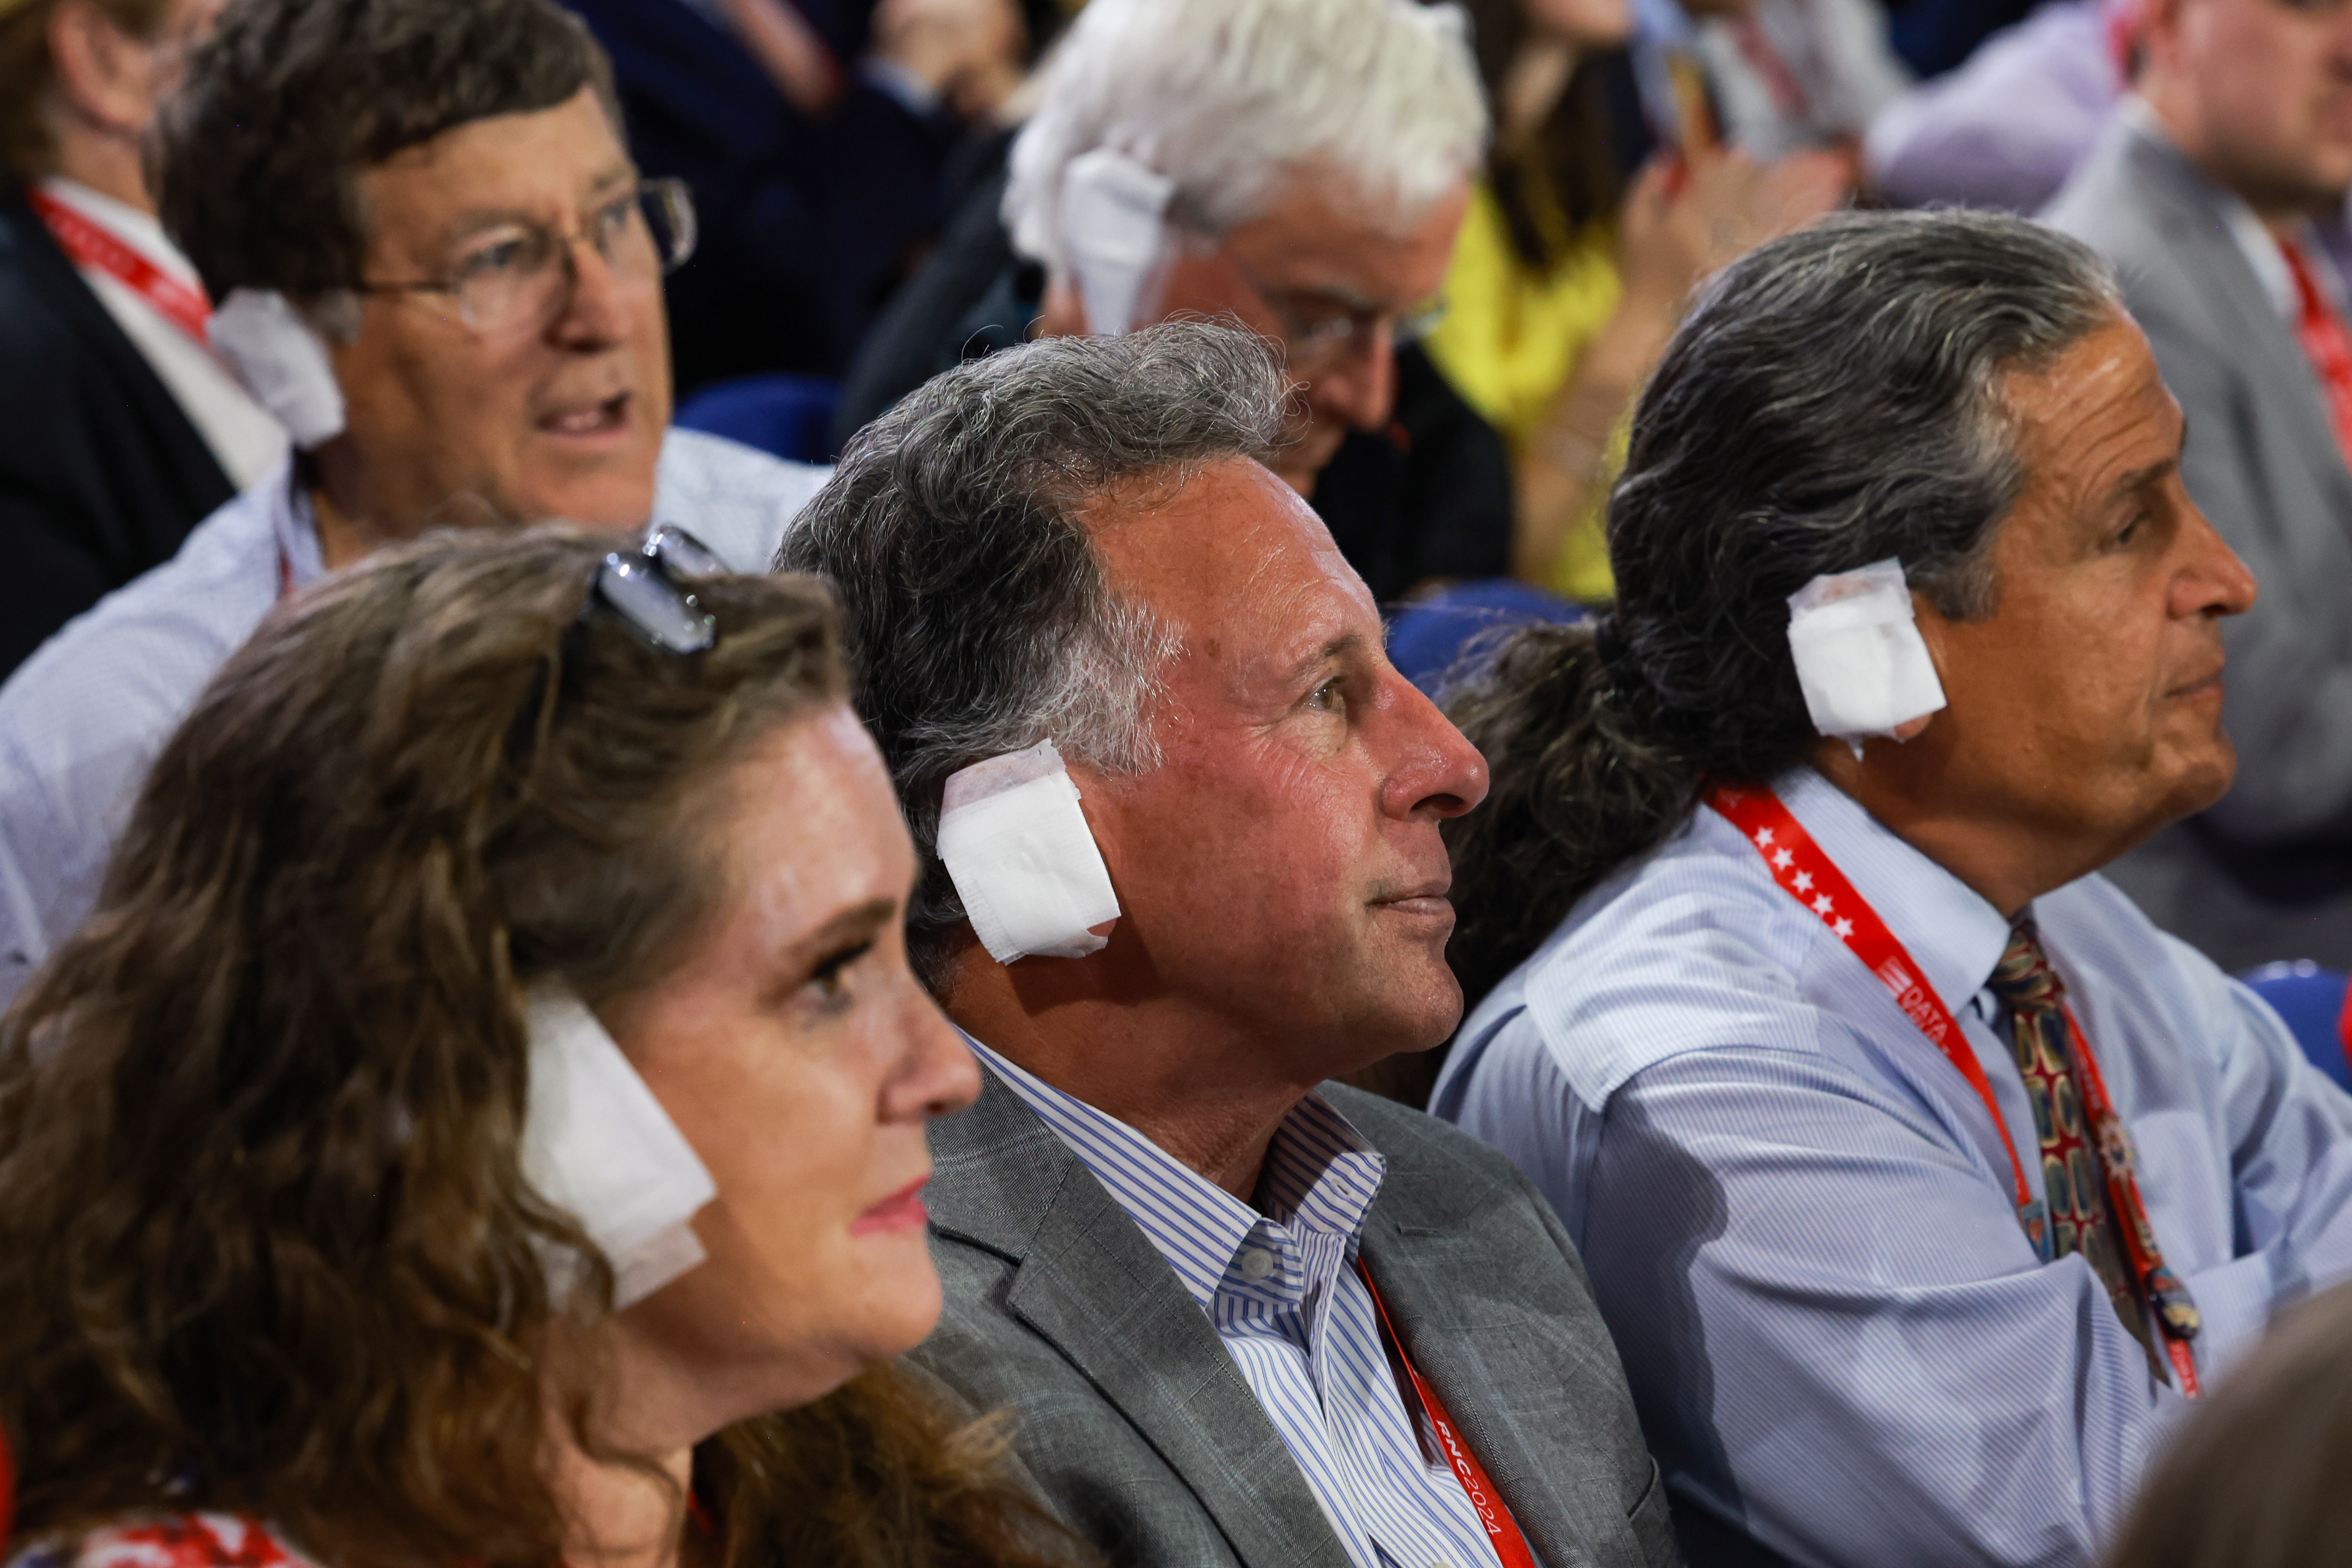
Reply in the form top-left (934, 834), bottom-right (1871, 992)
top-left (2279, 236), bottom-right (2352, 471)
top-left (1986, 920), bottom-right (2159, 1360)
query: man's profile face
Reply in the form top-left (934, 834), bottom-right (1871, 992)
top-left (328, 87), bottom-right (672, 535)
top-left (1071, 456), bottom-right (1489, 1073)
top-left (1912, 316), bottom-right (2257, 875)
top-left (2157, 0), bottom-right (2352, 211)
top-left (1150, 170), bottom-right (1469, 495)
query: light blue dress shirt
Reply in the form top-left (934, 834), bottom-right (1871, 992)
top-left (1431, 767), bottom-right (2352, 1568)
top-left (968, 1038), bottom-right (1513, 1568)
top-left (0, 429), bottom-right (828, 1008)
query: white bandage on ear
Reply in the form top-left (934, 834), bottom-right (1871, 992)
top-left (936, 739), bottom-right (1122, 965)
top-left (209, 289), bottom-right (347, 450)
top-left (1785, 557), bottom-right (1949, 753)
top-left (520, 982), bottom-right (717, 1310)
top-left (1059, 147), bottom-right (1175, 337)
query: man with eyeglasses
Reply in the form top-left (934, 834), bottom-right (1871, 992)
top-left (0, 0), bottom-right (829, 1009)
top-left (830, 0), bottom-right (1510, 607)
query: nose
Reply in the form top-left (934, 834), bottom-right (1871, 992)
top-left (1375, 662), bottom-right (1491, 822)
top-left (881, 985), bottom-right (982, 1124)
top-left (548, 232), bottom-right (634, 349)
top-left (1307, 323), bottom-right (1397, 434)
top-left (2172, 496), bottom-right (2257, 621)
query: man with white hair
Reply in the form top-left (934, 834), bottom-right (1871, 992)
top-left (832, 0), bottom-right (1509, 605)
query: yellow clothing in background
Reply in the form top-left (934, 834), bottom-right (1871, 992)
top-left (1422, 180), bottom-right (1624, 603)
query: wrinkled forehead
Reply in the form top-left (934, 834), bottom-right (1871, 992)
top-left (1080, 455), bottom-right (1376, 682)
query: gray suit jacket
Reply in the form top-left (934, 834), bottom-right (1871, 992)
top-left (909, 1068), bottom-right (1679, 1568)
top-left (2045, 115), bottom-right (2352, 970)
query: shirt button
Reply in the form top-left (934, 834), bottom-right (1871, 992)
top-left (1238, 1247), bottom-right (1275, 1280)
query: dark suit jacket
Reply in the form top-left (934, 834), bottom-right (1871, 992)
top-left (558, 0), bottom-right (966, 390)
top-left (913, 1069), bottom-right (1680, 1568)
top-left (0, 184), bottom-right (234, 679)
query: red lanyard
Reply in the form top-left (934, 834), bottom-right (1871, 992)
top-left (26, 186), bottom-right (214, 347)
top-left (2279, 237), bottom-right (2352, 471)
top-left (1354, 1260), bottom-right (1540, 1568)
top-left (1704, 782), bottom-right (2201, 1397)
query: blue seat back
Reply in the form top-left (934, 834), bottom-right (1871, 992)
top-left (674, 373), bottom-right (841, 466)
top-left (2240, 961), bottom-right (2352, 1091)
top-left (1385, 578), bottom-right (1587, 698)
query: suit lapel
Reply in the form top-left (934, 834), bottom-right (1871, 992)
top-left (927, 1070), bottom-right (1354, 1568)
top-left (1360, 1177), bottom-right (1603, 1568)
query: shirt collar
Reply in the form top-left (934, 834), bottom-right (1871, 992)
top-left (963, 1033), bottom-right (1386, 1313)
top-left (1771, 767), bottom-right (2016, 1020)
top-left (269, 464), bottom-right (326, 592)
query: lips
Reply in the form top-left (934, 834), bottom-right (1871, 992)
top-left (2166, 659), bottom-right (2226, 700)
top-left (535, 391), bottom-right (632, 437)
top-left (849, 1175), bottom-right (929, 1237)
top-left (1372, 877), bottom-right (1454, 919)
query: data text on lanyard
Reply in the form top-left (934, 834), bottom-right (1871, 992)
top-left (1702, 780), bottom-right (2201, 1398)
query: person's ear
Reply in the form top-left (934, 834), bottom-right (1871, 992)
top-left (1889, 712), bottom-right (1936, 742)
top-left (2135, 0), bottom-right (2194, 80)
top-left (1896, 589), bottom-right (1954, 744)
top-left (46, 0), bottom-right (161, 137)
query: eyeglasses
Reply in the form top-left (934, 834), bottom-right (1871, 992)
top-left (587, 524), bottom-right (728, 655)
top-left (1225, 256), bottom-right (1448, 377)
top-left (356, 178), bottom-right (697, 337)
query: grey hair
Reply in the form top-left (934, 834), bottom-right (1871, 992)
top-left (1444, 209), bottom-right (2124, 1010)
top-left (774, 320), bottom-right (1291, 983)
top-left (1003, 0), bottom-right (1487, 276)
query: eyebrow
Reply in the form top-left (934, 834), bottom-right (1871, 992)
top-left (2103, 454), bottom-right (2178, 509)
top-left (784, 897), bottom-right (896, 964)
top-left (438, 164), bottom-right (637, 245)
top-left (1279, 630), bottom-right (1365, 689)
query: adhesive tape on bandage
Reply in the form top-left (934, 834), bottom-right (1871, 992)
top-left (520, 982), bottom-right (717, 1309)
top-left (936, 739), bottom-right (1122, 965)
top-left (1785, 557), bottom-right (1948, 748)
top-left (1060, 147), bottom-right (1174, 337)
top-left (209, 289), bottom-right (348, 450)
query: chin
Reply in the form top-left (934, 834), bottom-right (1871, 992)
top-left (847, 1245), bottom-right (947, 1361)
top-left (519, 455), bottom-right (662, 530)
top-left (1356, 970), bottom-right (1466, 1057)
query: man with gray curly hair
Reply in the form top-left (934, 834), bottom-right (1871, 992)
top-left (831, 0), bottom-right (1511, 606)
top-left (780, 319), bottom-right (1678, 1568)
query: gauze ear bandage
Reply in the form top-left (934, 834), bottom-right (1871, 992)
top-left (936, 739), bottom-right (1122, 965)
top-left (209, 289), bottom-right (347, 450)
top-left (520, 982), bottom-right (717, 1309)
top-left (1785, 557), bottom-right (1948, 752)
top-left (1060, 147), bottom-right (1174, 337)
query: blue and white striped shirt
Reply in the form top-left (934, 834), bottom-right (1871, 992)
top-left (1433, 765), bottom-right (2352, 1568)
top-left (968, 1038), bottom-right (1513, 1568)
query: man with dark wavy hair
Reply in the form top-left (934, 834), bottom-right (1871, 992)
top-left (0, 0), bottom-right (827, 1008)
top-left (1434, 209), bottom-right (2352, 1567)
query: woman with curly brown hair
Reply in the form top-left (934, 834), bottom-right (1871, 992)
top-left (0, 526), bottom-right (1080, 1568)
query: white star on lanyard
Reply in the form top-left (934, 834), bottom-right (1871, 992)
top-left (1812, 894), bottom-right (1836, 916)
top-left (1772, 849), bottom-right (1794, 870)
top-left (1755, 828), bottom-right (1776, 848)
top-left (1834, 917), bottom-right (1855, 938)
top-left (1792, 871), bottom-right (1814, 893)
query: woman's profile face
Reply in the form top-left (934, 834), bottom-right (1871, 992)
top-left (599, 703), bottom-right (978, 1413)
